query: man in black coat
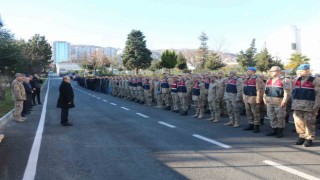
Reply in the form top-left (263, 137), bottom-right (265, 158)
top-left (30, 74), bottom-right (42, 105)
top-left (22, 75), bottom-right (33, 117)
top-left (57, 76), bottom-right (75, 126)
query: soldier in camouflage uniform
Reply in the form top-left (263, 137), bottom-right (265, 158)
top-left (292, 64), bottom-right (320, 147)
top-left (217, 71), bottom-right (228, 118)
top-left (161, 74), bottom-right (171, 110)
top-left (11, 73), bottom-right (26, 122)
top-left (263, 66), bottom-right (292, 138)
top-left (153, 76), bottom-right (163, 109)
top-left (224, 71), bottom-right (243, 127)
top-left (170, 76), bottom-right (180, 113)
top-left (137, 76), bottom-right (145, 104)
top-left (185, 74), bottom-right (193, 110)
top-left (243, 67), bottom-right (265, 133)
top-left (178, 75), bottom-right (189, 116)
top-left (207, 74), bottom-right (218, 121)
top-left (192, 75), bottom-right (205, 119)
top-left (143, 77), bottom-right (153, 107)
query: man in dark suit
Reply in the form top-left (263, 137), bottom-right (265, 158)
top-left (57, 76), bottom-right (75, 126)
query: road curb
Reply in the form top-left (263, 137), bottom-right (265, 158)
top-left (0, 78), bottom-right (48, 130)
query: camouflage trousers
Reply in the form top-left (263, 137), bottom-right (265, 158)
top-left (186, 93), bottom-right (192, 108)
top-left (293, 110), bottom-right (317, 140)
top-left (125, 89), bottom-right (130, 99)
top-left (144, 90), bottom-right (152, 106)
top-left (161, 93), bottom-right (171, 107)
top-left (219, 99), bottom-right (228, 115)
top-left (226, 99), bottom-right (241, 123)
top-left (171, 93), bottom-right (179, 111)
top-left (193, 96), bottom-right (205, 115)
top-left (267, 104), bottom-right (286, 128)
top-left (208, 100), bottom-right (220, 121)
top-left (138, 88), bottom-right (144, 102)
top-left (13, 101), bottom-right (23, 120)
top-left (155, 94), bottom-right (163, 108)
top-left (178, 93), bottom-right (188, 111)
top-left (245, 102), bottom-right (261, 125)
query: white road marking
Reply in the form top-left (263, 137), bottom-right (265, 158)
top-left (88, 93), bottom-right (92, 95)
top-left (23, 79), bottom-right (50, 180)
top-left (103, 100), bottom-right (108, 102)
top-left (92, 95), bottom-right (96, 97)
top-left (136, 113), bottom-right (149, 118)
top-left (158, 121), bottom-right (176, 128)
top-left (263, 160), bottom-right (320, 180)
top-left (97, 97), bottom-right (101, 100)
top-left (192, 134), bottom-right (231, 149)
top-left (110, 103), bottom-right (117, 105)
top-left (121, 107), bottom-right (130, 110)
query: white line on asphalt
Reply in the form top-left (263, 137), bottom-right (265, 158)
top-left (121, 107), bottom-right (130, 110)
top-left (97, 97), bottom-right (101, 100)
top-left (263, 160), bottom-right (320, 180)
top-left (92, 95), bottom-right (96, 97)
top-left (110, 103), bottom-right (117, 105)
top-left (23, 79), bottom-right (50, 180)
top-left (103, 100), bottom-right (108, 102)
top-left (88, 93), bottom-right (92, 95)
top-left (192, 134), bottom-right (231, 149)
top-left (136, 113), bottom-right (149, 118)
top-left (158, 121), bottom-right (176, 128)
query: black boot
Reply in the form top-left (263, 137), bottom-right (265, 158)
top-left (285, 114), bottom-right (289, 123)
top-left (260, 118), bottom-right (264, 126)
top-left (266, 128), bottom-right (277, 136)
top-left (295, 138), bottom-right (305, 145)
top-left (303, 140), bottom-right (313, 147)
top-left (277, 128), bottom-right (284, 138)
top-left (243, 124), bottom-right (254, 131)
top-left (180, 111), bottom-right (187, 116)
top-left (253, 125), bottom-right (260, 133)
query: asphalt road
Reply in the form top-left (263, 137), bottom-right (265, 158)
top-left (0, 77), bottom-right (320, 180)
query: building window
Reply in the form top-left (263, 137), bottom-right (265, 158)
top-left (291, 43), bottom-right (297, 50)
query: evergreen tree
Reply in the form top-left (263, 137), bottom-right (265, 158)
top-left (122, 30), bottom-right (152, 75)
top-left (255, 48), bottom-right (274, 72)
top-left (205, 52), bottom-right (226, 70)
top-left (197, 32), bottom-right (209, 69)
top-left (236, 39), bottom-right (257, 70)
top-left (160, 50), bottom-right (177, 74)
top-left (176, 52), bottom-right (188, 70)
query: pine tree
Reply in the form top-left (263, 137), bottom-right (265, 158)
top-left (122, 30), bottom-right (152, 75)
top-left (160, 50), bottom-right (177, 74)
top-left (197, 32), bottom-right (209, 69)
top-left (236, 39), bottom-right (257, 70)
top-left (205, 52), bottom-right (226, 70)
top-left (176, 52), bottom-right (188, 70)
top-left (255, 48), bottom-right (274, 72)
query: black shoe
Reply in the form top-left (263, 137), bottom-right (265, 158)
top-left (277, 128), bottom-right (284, 138)
top-left (266, 128), bottom-right (277, 136)
top-left (260, 118), bottom-right (264, 126)
top-left (220, 114), bottom-right (229, 118)
top-left (303, 140), bottom-right (313, 147)
top-left (164, 106), bottom-right (171, 111)
top-left (62, 122), bottom-right (73, 126)
top-left (253, 125), bottom-right (260, 133)
top-left (243, 124), bottom-right (254, 131)
top-left (180, 111), bottom-right (188, 116)
top-left (295, 138), bottom-right (305, 145)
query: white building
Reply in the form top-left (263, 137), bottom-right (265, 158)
top-left (265, 25), bottom-right (320, 73)
top-left (52, 41), bottom-right (71, 63)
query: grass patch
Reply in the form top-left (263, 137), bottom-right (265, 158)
top-left (0, 88), bottom-right (13, 117)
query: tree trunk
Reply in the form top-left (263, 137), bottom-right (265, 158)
top-left (135, 68), bottom-right (139, 75)
top-left (168, 68), bottom-right (171, 75)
